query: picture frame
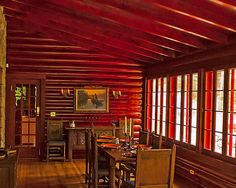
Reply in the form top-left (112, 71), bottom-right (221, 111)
top-left (74, 87), bottom-right (109, 113)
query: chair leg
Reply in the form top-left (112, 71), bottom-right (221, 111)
top-left (85, 158), bottom-right (88, 184)
top-left (46, 144), bottom-right (49, 162)
top-left (63, 144), bottom-right (66, 162)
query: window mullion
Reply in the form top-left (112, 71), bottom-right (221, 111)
top-left (197, 70), bottom-right (203, 152)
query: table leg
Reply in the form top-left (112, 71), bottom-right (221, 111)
top-left (109, 158), bottom-right (116, 188)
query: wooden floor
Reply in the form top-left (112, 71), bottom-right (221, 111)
top-left (17, 159), bottom-right (200, 188)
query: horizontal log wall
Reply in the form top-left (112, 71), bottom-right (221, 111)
top-left (6, 27), bottom-right (144, 139)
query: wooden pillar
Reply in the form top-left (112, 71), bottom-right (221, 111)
top-left (0, 7), bottom-right (6, 147)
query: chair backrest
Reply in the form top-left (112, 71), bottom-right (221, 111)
top-left (149, 133), bottom-right (162, 149)
top-left (85, 129), bottom-right (92, 165)
top-left (135, 145), bottom-right (176, 188)
top-left (47, 120), bottom-right (64, 141)
top-left (139, 130), bottom-right (149, 145)
top-left (91, 125), bottom-right (116, 138)
top-left (91, 133), bottom-right (98, 188)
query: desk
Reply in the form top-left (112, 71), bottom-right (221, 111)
top-left (98, 147), bottom-right (136, 188)
top-left (66, 126), bottom-right (120, 161)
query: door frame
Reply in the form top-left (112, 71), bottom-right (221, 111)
top-left (6, 73), bottom-right (45, 159)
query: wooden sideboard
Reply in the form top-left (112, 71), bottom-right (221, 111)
top-left (0, 152), bottom-right (18, 188)
top-left (65, 126), bottom-right (120, 161)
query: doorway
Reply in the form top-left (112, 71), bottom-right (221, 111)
top-left (6, 77), bottom-right (44, 158)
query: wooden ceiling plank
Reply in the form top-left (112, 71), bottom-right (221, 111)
top-left (92, 0), bottom-right (229, 43)
top-left (150, 0), bottom-right (236, 32)
top-left (44, 0), bottom-right (206, 48)
top-left (217, 0), bottom-right (236, 7)
top-left (4, 6), bottom-right (166, 61)
top-left (3, 0), bottom-right (191, 54)
top-left (5, 15), bottom-right (157, 65)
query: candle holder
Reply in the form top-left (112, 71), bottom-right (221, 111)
top-left (128, 135), bottom-right (134, 149)
top-left (124, 133), bottom-right (129, 148)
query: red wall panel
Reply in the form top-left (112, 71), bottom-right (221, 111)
top-left (6, 29), bottom-right (144, 137)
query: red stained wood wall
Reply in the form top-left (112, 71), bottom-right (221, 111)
top-left (6, 27), bottom-right (144, 138)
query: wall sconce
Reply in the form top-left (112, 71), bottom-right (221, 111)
top-left (61, 88), bottom-right (71, 98)
top-left (112, 90), bottom-right (122, 99)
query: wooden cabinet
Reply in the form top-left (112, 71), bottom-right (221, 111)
top-left (0, 152), bottom-right (18, 188)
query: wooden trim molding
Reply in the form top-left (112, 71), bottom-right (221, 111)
top-left (175, 145), bottom-right (236, 188)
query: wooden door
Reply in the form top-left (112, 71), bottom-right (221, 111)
top-left (6, 79), bottom-right (42, 158)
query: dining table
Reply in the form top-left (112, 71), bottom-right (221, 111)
top-left (98, 143), bottom-right (137, 188)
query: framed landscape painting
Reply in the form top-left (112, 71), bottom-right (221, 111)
top-left (74, 87), bottom-right (109, 113)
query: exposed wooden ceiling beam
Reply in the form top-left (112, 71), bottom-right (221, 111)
top-left (43, 0), bottom-right (207, 48)
top-left (151, 0), bottom-right (236, 32)
top-left (2, 0), bottom-right (193, 54)
top-left (6, 15), bottom-right (157, 64)
top-left (92, 0), bottom-right (229, 43)
top-left (3, 3), bottom-right (168, 61)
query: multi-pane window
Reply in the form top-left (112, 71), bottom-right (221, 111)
top-left (146, 79), bottom-right (153, 132)
top-left (175, 76), bottom-right (182, 141)
top-left (162, 78), bottom-right (167, 136)
top-left (204, 70), bottom-right (224, 154)
top-left (183, 74), bottom-right (190, 143)
top-left (146, 77), bottom-right (167, 135)
top-left (227, 69), bottom-right (236, 158)
top-left (169, 76), bottom-right (176, 139)
top-left (151, 79), bottom-right (156, 132)
top-left (147, 73), bottom-right (198, 146)
top-left (146, 68), bottom-right (236, 162)
top-left (191, 73), bottom-right (198, 146)
top-left (157, 78), bottom-right (167, 135)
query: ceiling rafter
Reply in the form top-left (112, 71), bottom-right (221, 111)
top-left (217, 0), bottom-right (236, 7)
top-left (2, 1), bottom-right (172, 61)
top-left (1, 0), bottom-right (236, 68)
top-left (5, 15), bottom-right (155, 64)
top-left (151, 0), bottom-right (236, 32)
top-left (92, 0), bottom-right (229, 43)
top-left (1, 0), bottom-right (194, 54)
top-left (42, 0), bottom-right (207, 48)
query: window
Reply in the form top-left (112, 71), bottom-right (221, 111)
top-left (227, 69), bottom-right (236, 158)
top-left (169, 76), bottom-right (176, 139)
top-left (203, 70), bottom-right (224, 154)
top-left (146, 77), bottom-right (167, 136)
top-left (146, 68), bottom-right (236, 162)
top-left (175, 76), bottom-right (182, 141)
top-left (146, 73), bottom-right (198, 146)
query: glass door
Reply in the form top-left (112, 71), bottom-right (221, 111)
top-left (6, 79), bottom-right (41, 158)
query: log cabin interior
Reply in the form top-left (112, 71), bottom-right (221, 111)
top-left (0, 0), bottom-right (236, 187)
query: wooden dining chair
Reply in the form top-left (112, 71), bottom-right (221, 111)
top-left (85, 129), bottom-right (92, 184)
top-left (90, 132), bottom-right (122, 188)
top-left (90, 133), bottom-right (109, 188)
top-left (120, 129), bottom-right (150, 181)
top-left (149, 133), bottom-right (162, 149)
top-left (122, 145), bottom-right (176, 188)
top-left (138, 130), bottom-right (149, 145)
top-left (46, 120), bottom-right (66, 162)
